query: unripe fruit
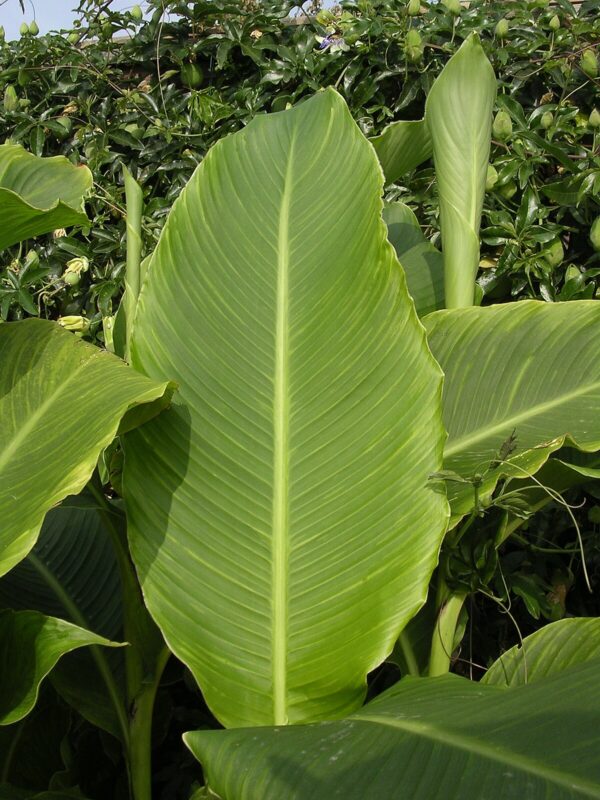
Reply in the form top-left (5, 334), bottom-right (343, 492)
top-left (29, 20), bottom-right (39, 35)
top-left (544, 238), bottom-right (564, 268)
top-left (540, 111), bottom-right (553, 129)
top-left (495, 18), bottom-right (509, 38)
top-left (590, 108), bottom-right (600, 128)
top-left (591, 217), bottom-right (600, 252)
top-left (498, 181), bottom-right (517, 199)
top-left (131, 4), bottom-right (143, 20)
top-left (407, 0), bottom-right (421, 15)
top-left (180, 62), bottom-right (204, 89)
top-left (68, 32), bottom-right (79, 44)
top-left (442, 0), bottom-right (461, 15)
top-left (580, 50), bottom-right (598, 79)
top-left (486, 164), bottom-right (498, 190)
top-left (63, 271), bottom-right (80, 287)
top-left (3, 84), bottom-right (17, 112)
top-left (493, 110), bottom-right (513, 140)
top-left (548, 15), bottom-right (560, 31)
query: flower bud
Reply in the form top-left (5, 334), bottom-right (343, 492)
top-left (591, 217), bottom-right (600, 252)
top-left (29, 20), bottom-right (39, 36)
top-left (495, 18), bottom-right (509, 38)
top-left (589, 108), bottom-right (600, 128)
top-left (548, 15), bottom-right (560, 31)
top-left (442, 0), bottom-right (461, 15)
top-left (580, 50), bottom-right (598, 79)
top-left (540, 111), bottom-right (553, 129)
top-left (131, 4), bottom-right (143, 20)
top-left (3, 84), bottom-right (18, 112)
top-left (493, 110), bottom-right (513, 141)
top-left (0, 26), bottom-right (5, 42)
top-left (19, 22), bottom-right (29, 36)
top-left (486, 164), bottom-right (498, 191)
top-left (58, 315), bottom-right (90, 333)
top-left (53, 228), bottom-right (67, 238)
top-left (407, 0), bottom-right (421, 15)
top-left (65, 256), bottom-right (89, 274)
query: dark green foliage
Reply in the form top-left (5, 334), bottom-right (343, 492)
top-left (0, 0), bottom-right (598, 330)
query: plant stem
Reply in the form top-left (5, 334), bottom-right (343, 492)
top-left (396, 630), bottom-right (420, 677)
top-left (428, 589), bottom-right (467, 677)
top-left (129, 646), bottom-right (170, 800)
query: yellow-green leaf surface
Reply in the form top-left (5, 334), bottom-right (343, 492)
top-left (384, 201), bottom-right (444, 316)
top-left (371, 118), bottom-right (432, 185)
top-left (426, 301), bottom-right (600, 523)
top-left (426, 34), bottom-right (496, 307)
top-left (124, 89), bottom-right (447, 728)
top-left (0, 144), bottom-right (92, 250)
top-left (483, 618), bottom-right (600, 687)
top-left (0, 609), bottom-right (122, 726)
top-left (186, 660), bottom-right (600, 799)
top-left (0, 319), bottom-right (173, 577)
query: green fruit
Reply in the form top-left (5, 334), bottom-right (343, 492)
top-left (407, 0), bottom-right (421, 15)
top-left (406, 29), bottom-right (422, 47)
top-left (63, 271), bottom-right (80, 287)
top-left (548, 14), bottom-right (560, 31)
top-left (493, 110), bottom-right (513, 141)
top-left (495, 19), bottom-right (509, 38)
top-left (591, 217), bottom-right (600, 252)
top-left (544, 238), bottom-right (564, 268)
top-left (498, 181), bottom-right (517, 199)
top-left (590, 108), bottom-right (600, 128)
top-left (180, 62), bottom-right (204, 89)
top-left (486, 164), bottom-right (498, 191)
top-left (19, 22), bottom-right (29, 36)
top-left (68, 31), bottom-right (79, 44)
top-left (580, 49), bottom-right (598, 79)
top-left (17, 68), bottom-right (31, 87)
top-left (131, 4), bottom-right (143, 21)
top-left (29, 20), bottom-right (39, 36)
top-left (442, 0), bottom-right (461, 15)
top-left (3, 84), bottom-right (18, 112)
top-left (540, 111), bottom-right (553, 129)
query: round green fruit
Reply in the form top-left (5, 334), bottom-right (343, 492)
top-left (495, 19), bottom-right (509, 38)
top-left (180, 62), bottom-right (204, 89)
top-left (493, 110), bottom-right (513, 141)
top-left (63, 271), bottom-right (80, 287)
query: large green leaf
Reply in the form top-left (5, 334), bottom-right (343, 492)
top-left (426, 301), bottom-right (600, 523)
top-left (0, 319), bottom-right (173, 578)
top-left (0, 144), bottom-right (92, 251)
top-left (425, 34), bottom-right (496, 308)
top-left (483, 618), bottom-right (600, 687)
top-left (0, 609), bottom-right (122, 726)
top-left (186, 659), bottom-right (600, 799)
top-left (370, 119), bottom-right (432, 185)
top-left (0, 499), bottom-right (126, 739)
top-left (383, 201), bottom-right (444, 316)
top-left (124, 89), bottom-right (447, 728)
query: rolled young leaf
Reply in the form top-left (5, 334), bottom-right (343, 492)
top-left (483, 618), bottom-right (600, 687)
top-left (383, 201), bottom-right (444, 316)
top-left (124, 88), bottom-right (447, 728)
top-left (425, 301), bottom-right (600, 523)
top-left (186, 658), bottom-right (600, 799)
top-left (425, 34), bottom-right (496, 308)
top-left (371, 118), bottom-right (432, 185)
top-left (0, 608), bottom-right (122, 726)
top-left (0, 144), bottom-right (92, 251)
top-left (0, 318), bottom-right (174, 578)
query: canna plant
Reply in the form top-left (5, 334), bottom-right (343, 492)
top-left (2, 33), bottom-right (600, 800)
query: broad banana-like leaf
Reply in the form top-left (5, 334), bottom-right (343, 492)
top-left (0, 319), bottom-right (174, 578)
top-left (426, 34), bottom-right (496, 308)
top-left (483, 618), bottom-right (600, 687)
top-left (425, 301), bottom-right (600, 524)
top-left (383, 201), bottom-right (444, 316)
top-left (370, 119), bottom-right (432, 184)
top-left (124, 89), bottom-right (447, 728)
top-left (0, 609), bottom-right (122, 726)
top-left (0, 144), bottom-right (91, 251)
top-left (186, 659), bottom-right (600, 799)
top-left (0, 500), bottom-right (125, 739)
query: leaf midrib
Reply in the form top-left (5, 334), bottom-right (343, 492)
top-left (358, 714), bottom-right (600, 797)
top-left (272, 136), bottom-right (295, 726)
top-left (444, 379), bottom-right (600, 459)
